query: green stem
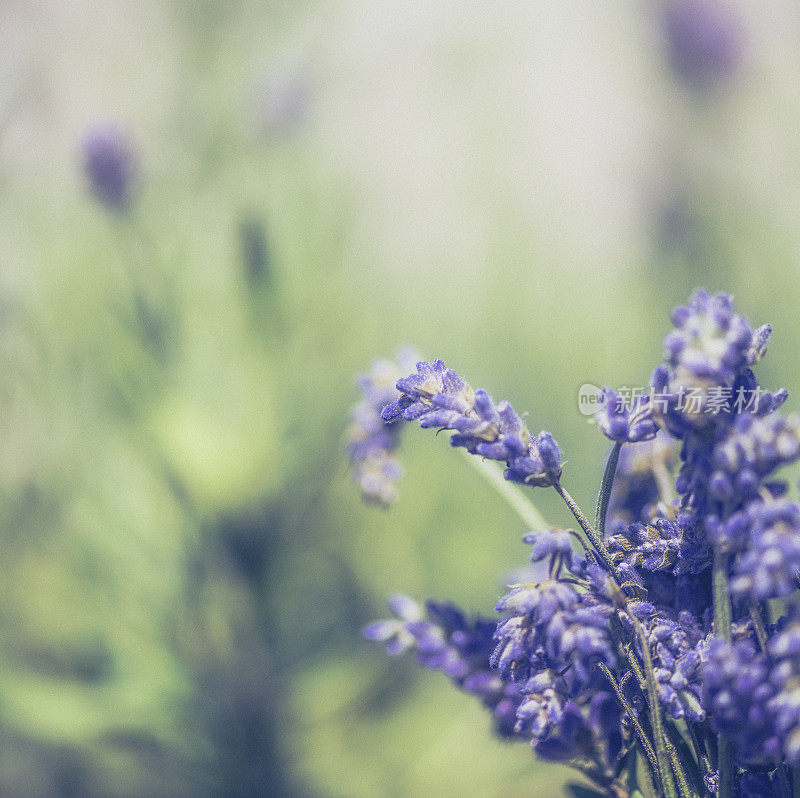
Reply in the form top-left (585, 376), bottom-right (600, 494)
top-left (598, 662), bottom-right (661, 789)
top-left (553, 481), bottom-right (621, 580)
top-left (632, 746), bottom-right (658, 798)
top-left (595, 441), bottom-right (622, 541)
top-left (665, 725), bottom-right (701, 798)
top-left (686, 723), bottom-right (713, 790)
top-left (712, 550), bottom-right (733, 798)
top-left (749, 603), bottom-right (769, 656)
top-left (712, 552), bottom-right (732, 644)
top-left (458, 449), bottom-right (548, 529)
top-left (633, 619), bottom-right (679, 798)
top-left (715, 738), bottom-right (732, 798)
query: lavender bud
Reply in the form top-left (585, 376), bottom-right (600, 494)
top-left (82, 122), bottom-right (137, 212)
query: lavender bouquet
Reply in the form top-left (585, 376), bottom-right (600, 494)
top-left (347, 291), bottom-right (800, 798)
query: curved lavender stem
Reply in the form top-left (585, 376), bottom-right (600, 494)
top-left (595, 441), bottom-right (623, 541)
top-left (597, 661), bottom-right (661, 792)
top-left (553, 480), bottom-right (621, 582)
top-left (458, 448), bottom-right (548, 530)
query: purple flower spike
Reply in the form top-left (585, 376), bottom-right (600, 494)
top-left (663, 0), bottom-right (742, 92)
top-left (594, 388), bottom-right (658, 444)
top-left (382, 359), bottom-right (563, 488)
top-left (346, 349), bottom-right (419, 505)
top-left (82, 122), bottom-right (138, 212)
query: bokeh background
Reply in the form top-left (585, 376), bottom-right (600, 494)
top-left (2, 1), bottom-right (800, 795)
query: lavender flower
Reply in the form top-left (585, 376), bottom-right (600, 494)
top-left (647, 613), bottom-right (707, 721)
top-left (699, 617), bottom-right (800, 767)
top-left (655, 647), bottom-right (705, 722)
top-left (701, 637), bottom-right (780, 764)
top-left (82, 122), bottom-right (137, 212)
top-left (532, 691), bottom-right (622, 776)
top-left (768, 614), bottom-right (800, 764)
top-left (652, 290), bottom-right (764, 435)
top-left (522, 528), bottom-right (586, 577)
top-left (730, 500), bottom-right (800, 601)
top-left (607, 516), bottom-right (684, 573)
top-left (709, 413), bottom-right (800, 503)
top-left (363, 594), bottom-right (424, 656)
top-left (663, 0), bottom-right (742, 92)
top-left (594, 388), bottom-right (658, 443)
top-left (364, 595), bottom-right (525, 738)
top-left (492, 580), bottom-right (615, 689)
top-left (514, 669), bottom-right (566, 740)
top-left (382, 359), bottom-right (562, 487)
top-left (346, 350), bottom-right (418, 505)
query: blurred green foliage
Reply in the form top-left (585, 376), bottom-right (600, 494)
top-left (2, 1), bottom-right (800, 796)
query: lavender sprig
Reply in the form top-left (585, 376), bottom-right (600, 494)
top-left (346, 350), bottom-right (418, 505)
top-left (381, 359), bottom-right (562, 488)
top-left (82, 122), bottom-right (138, 213)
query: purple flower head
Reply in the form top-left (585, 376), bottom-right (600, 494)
top-left (514, 670), bottom-right (565, 740)
top-left (522, 528), bottom-right (584, 574)
top-left (364, 595), bottom-right (527, 738)
top-left (347, 350), bottom-right (419, 505)
top-left (493, 580), bottom-right (615, 689)
top-left (594, 388), bottom-right (658, 444)
top-left (606, 511), bottom-right (708, 577)
top-left (654, 290), bottom-right (763, 435)
top-left (382, 359), bottom-right (562, 488)
top-left (82, 122), bottom-right (137, 212)
top-left (626, 606), bottom-right (709, 722)
top-left (767, 613), bottom-right (800, 764)
top-left (701, 637), bottom-right (781, 764)
top-left (655, 647), bottom-right (706, 722)
top-left (666, 291), bottom-right (754, 382)
top-left (515, 678), bottom-right (622, 768)
top-left (730, 500), bottom-right (800, 601)
top-left (608, 518), bottom-right (679, 573)
top-left (705, 508), bottom-right (749, 555)
top-left (708, 413), bottom-right (800, 504)
top-left (663, 0), bottom-right (742, 92)
top-left (530, 701), bottom-right (587, 761)
top-left (531, 694), bottom-right (622, 768)
top-left (363, 594), bottom-right (424, 655)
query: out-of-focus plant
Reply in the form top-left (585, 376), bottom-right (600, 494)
top-left (662, 0), bottom-right (742, 93)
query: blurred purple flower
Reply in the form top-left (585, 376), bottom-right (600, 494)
top-left (82, 122), bottom-right (137, 212)
top-left (663, 0), bottom-right (742, 91)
